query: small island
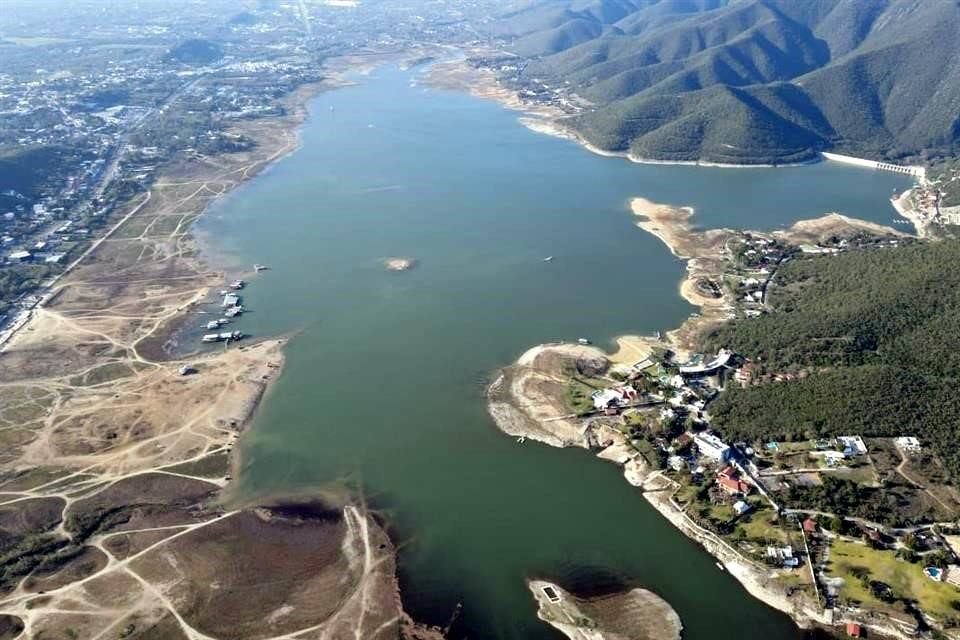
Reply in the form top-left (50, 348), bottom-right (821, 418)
top-left (529, 579), bottom-right (682, 640)
top-left (384, 257), bottom-right (417, 272)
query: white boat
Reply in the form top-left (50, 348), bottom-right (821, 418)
top-left (577, 338), bottom-right (591, 345)
top-left (201, 333), bottom-right (220, 343)
top-left (715, 562), bottom-right (725, 571)
top-left (254, 264), bottom-right (269, 272)
top-left (543, 256), bottom-right (553, 262)
top-left (229, 279), bottom-right (245, 290)
top-left (205, 321), bottom-right (220, 330)
top-left (224, 305), bottom-right (243, 318)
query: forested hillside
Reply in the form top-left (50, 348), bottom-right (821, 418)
top-left (492, 0), bottom-right (960, 164)
top-left (700, 240), bottom-right (960, 481)
top-left (0, 146), bottom-right (78, 209)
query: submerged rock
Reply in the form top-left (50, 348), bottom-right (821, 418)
top-left (384, 257), bottom-right (417, 272)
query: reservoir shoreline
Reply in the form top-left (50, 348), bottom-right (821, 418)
top-left (487, 197), bottom-right (918, 639)
top-left (204, 58), bottom-right (912, 639)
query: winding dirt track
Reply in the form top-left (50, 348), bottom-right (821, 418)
top-left (0, 83), bottom-right (409, 640)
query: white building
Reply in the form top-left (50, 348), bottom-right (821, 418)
top-left (7, 250), bottom-right (31, 263)
top-left (679, 349), bottom-right (734, 376)
top-left (838, 435), bottom-right (868, 456)
top-left (895, 436), bottom-right (921, 455)
top-left (694, 432), bottom-right (731, 462)
top-left (591, 386), bottom-right (637, 411)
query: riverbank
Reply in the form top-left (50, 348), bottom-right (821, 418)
top-left (488, 194), bottom-right (912, 637)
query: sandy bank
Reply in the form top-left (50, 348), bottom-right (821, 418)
top-left (775, 212), bottom-right (909, 245)
top-left (629, 197), bottom-right (735, 352)
top-left (889, 188), bottom-right (934, 239)
top-left (529, 579), bottom-right (682, 640)
top-left (607, 335), bottom-right (657, 366)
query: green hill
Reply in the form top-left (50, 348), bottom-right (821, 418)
top-left (700, 240), bottom-right (960, 482)
top-left (0, 146), bottom-right (72, 208)
top-left (493, 0), bottom-right (960, 164)
top-left (164, 39), bottom-right (224, 65)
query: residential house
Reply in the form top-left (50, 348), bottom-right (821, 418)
top-left (838, 436), bottom-right (868, 456)
top-left (591, 386), bottom-right (638, 412)
top-left (7, 250), bottom-right (31, 263)
top-left (895, 437), bottom-right (921, 455)
top-left (717, 466), bottom-right (751, 496)
top-left (734, 363), bottom-right (758, 387)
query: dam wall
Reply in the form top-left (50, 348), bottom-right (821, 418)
top-left (822, 152), bottom-right (926, 179)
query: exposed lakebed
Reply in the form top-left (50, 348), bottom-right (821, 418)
top-left (196, 64), bottom-right (910, 639)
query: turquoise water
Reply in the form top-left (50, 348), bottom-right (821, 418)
top-left (197, 65), bottom-right (910, 639)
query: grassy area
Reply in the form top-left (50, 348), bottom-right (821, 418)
top-left (162, 451), bottom-right (230, 479)
top-left (832, 464), bottom-right (880, 486)
top-left (776, 441), bottom-right (815, 454)
top-left (673, 482), bottom-right (701, 506)
top-left (565, 375), bottom-right (609, 415)
top-left (736, 506), bottom-right (790, 545)
top-left (566, 379), bottom-right (595, 415)
top-left (827, 539), bottom-right (960, 619)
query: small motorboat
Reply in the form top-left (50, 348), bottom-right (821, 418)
top-left (543, 256), bottom-right (553, 262)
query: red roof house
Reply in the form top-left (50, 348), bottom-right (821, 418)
top-left (846, 622), bottom-right (863, 637)
top-left (716, 466), bottom-right (751, 495)
top-left (803, 518), bottom-right (818, 534)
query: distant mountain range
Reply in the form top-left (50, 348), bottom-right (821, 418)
top-left (491, 0), bottom-right (960, 165)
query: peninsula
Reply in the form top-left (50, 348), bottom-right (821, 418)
top-left (490, 195), bottom-right (960, 639)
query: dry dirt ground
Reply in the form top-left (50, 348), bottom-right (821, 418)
top-left (0, 78), bottom-right (434, 640)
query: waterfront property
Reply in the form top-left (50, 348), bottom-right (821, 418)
top-left (695, 433), bottom-right (732, 462)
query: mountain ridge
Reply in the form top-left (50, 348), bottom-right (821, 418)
top-left (490, 0), bottom-right (960, 164)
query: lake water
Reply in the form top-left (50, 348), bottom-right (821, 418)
top-left (197, 65), bottom-right (911, 639)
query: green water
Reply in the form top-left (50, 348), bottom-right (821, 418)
top-left (197, 65), bottom-right (911, 639)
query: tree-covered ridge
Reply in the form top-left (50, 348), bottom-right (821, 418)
top-left (494, 0), bottom-right (960, 164)
top-left (701, 240), bottom-right (960, 482)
